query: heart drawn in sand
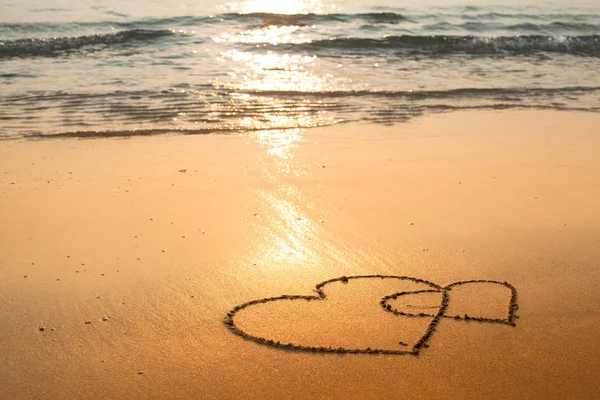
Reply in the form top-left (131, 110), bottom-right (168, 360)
top-left (224, 275), bottom-right (518, 355)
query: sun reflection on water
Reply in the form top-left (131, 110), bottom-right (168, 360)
top-left (218, 50), bottom-right (345, 93)
top-left (211, 0), bottom-right (346, 132)
top-left (215, 26), bottom-right (309, 45)
top-left (225, 0), bottom-right (327, 14)
top-left (211, 48), bottom-right (341, 131)
top-left (214, 2), bottom-right (349, 273)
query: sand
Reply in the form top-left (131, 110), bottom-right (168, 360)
top-left (1, 110), bottom-right (599, 399)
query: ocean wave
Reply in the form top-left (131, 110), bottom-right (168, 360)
top-left (417, 20), bottom-right (600, 36)
top-left (2, 85), bottom-right (598, 139)
top-left (28, 127), bottom-right (219, 139)
top-left (461, 12), bottom-right (546, 21)
top-left (263, 35), bottom-right (600, 56)
top-left (217, 11), bottom-right (599, 26)
top-left (0, 84), bottom-right (600, 107)
top-left (18, 101), bottom-right (598, 140)
top-left (0, 29), bottom-right (179, 59)
top-left (1, 12), bottom-right (596, 37)
top-left (0, 72), bottom-right (39, 78)
top-left (0, 17), bottom-right (213, 36)
top-left (220, 12), bottom-right (413, 26)
top-left (4, 85), bottom-right (599, 105)
top-left (0, 12), bottom-right (414, 34)
top-left (422, 21), bottom-right (600, 35)
top-left (460, 11), bottom-right (597, 21)
top-left (235, 86), bottom-right (600, 100)
top-left (504, 22), bottom-right (599, 34)
top-left (25, 124), bottom-right (336, 139)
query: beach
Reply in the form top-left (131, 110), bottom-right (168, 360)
top-left (1, 110), bottom-right (599, 399)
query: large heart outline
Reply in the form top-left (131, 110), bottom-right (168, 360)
top-left (223, 275), bottom-right (518, 355)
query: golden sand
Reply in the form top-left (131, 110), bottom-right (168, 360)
top-left (1, 110), bottom-right (599, 399)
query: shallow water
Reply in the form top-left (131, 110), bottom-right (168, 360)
top-left (1, 0), bottom-right (599, 139)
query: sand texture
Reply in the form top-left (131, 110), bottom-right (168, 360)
top-left (1, 111), bottom-right (599, 399)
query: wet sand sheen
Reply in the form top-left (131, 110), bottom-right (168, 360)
top-left (0, 110), bottom-right (599, 399)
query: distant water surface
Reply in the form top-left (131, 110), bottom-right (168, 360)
top-left (1, 0), bottom-right (599, 139)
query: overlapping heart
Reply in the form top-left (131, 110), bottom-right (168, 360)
top-left (224, 275), bottom-right (517, 355)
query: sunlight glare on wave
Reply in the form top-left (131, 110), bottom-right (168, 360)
top-left (214, 25), bottom-right (310, 45)
top-left (218, 50), bottom-right (348, 94)
top-left (225, 0), bottom-right (326, 14)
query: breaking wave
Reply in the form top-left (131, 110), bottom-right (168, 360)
top-left (272, 35), bottom-right (600, 57)
top-left (0, 29), bottom-right (179, 58)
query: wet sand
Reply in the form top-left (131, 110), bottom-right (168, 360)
top-left (1, 110), bottom-right (599, 399)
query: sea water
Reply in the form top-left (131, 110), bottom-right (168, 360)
top-left (1, 0), bottom-right (599, 139)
